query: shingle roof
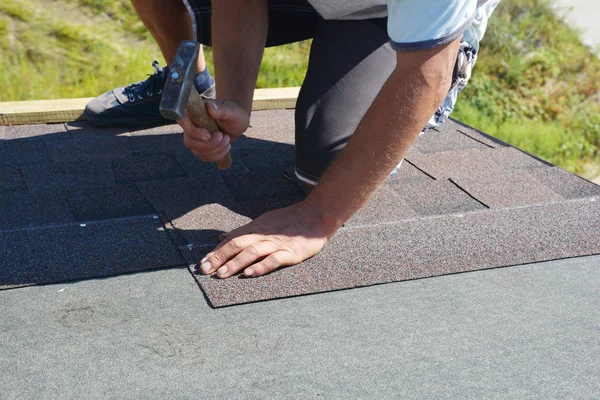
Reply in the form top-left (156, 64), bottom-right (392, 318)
top-left (1, 110), bottom-right (599, 306)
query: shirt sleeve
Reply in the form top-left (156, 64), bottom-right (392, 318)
top-left (387, 0), bottom-right (478, 51)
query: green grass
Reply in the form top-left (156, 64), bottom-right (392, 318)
top-left (0, 0), bottom-right (162, 100)
top-left (454, 0), bottom-right (600, 174)
top-left (1, 0), bottom-right (599, 177)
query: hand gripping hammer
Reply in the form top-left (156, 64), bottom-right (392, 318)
top-left (159, 40), bottom-right (232, 170)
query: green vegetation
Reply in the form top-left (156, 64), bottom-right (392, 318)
top-left (1, 0), bottom-right (598, 177)
top-left (0, 0), bottom-right (161, 100)
top-left (453, 0), bottom-right (600, 175)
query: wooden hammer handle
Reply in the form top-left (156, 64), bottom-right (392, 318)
top-left (186, 88), bottom-right (233, 170)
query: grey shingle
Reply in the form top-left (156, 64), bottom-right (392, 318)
top-left (345, 185), bottom-right (417, 227)
top-left (65, 121), bottom-right (129, 137)
top-left (0, 139), bottom-right (51, 167)
top-left (113, 153), bottom-right (187, 183)
top-left (136, 177), bottom-right (250, 245)
top-left (0, 217), bottom-right (185, 289)
top-left (486, 147), bottom-right (551, 170)
top-left (414, 127), bottom-right (490, 154)
top-left (5, 124), bottom-right (70, 140)
top-left (528, 167), bottom-right (600, 199)
top-left (452, 169), bottom-right (564, 208)
top-left (414, 148), bottom-right (504, 180)
top-left (0, 167), bottom-right (26, 193)
top-left (245, 109), bottom-right (296, 144)
top-left (0, 190), bottom-right (73, 230)
top-left (21, 160), bottom-right (115, 191)
top-left (65, 184), bottom-right (155, 221)
top-left (192, 198), bottom-right (600, 307)
top-left (46, 136), bottom-right (130, 162)
top-left (390, 179), bottom-right (487, 216)
top-left (449, 118), bottom-right (509, 148)
top-left (387, 160), bottom-right (434, 183)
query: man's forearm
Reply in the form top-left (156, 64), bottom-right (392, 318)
top-left (305, 39), bottom-right (461, 234)
top-left (211, 0), bottom-right (268, 113)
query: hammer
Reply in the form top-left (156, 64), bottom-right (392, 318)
top-left (159, 40), bottom-right (232, 170)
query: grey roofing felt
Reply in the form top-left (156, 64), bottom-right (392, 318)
top-left (1, 111), bottom-right (599, 307)
top-left (0, 256), bottom-right (599, 399)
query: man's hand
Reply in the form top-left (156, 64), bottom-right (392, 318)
top-left (199, 201), bottom-right (333, 279)
top-left (178, 99), bottom-right (250, 163)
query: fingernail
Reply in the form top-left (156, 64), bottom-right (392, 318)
top-left (200, 261), bottom-right (211, 274)
top-left (217, 266), bottom-right (228, 276)
top-left (210, 102), bottom-right (218, 111)
top-left (201, 256), bottom-right (207, 264)
top-left (245, 268), bottom-right (253, 277)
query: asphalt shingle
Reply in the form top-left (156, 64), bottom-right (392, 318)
top-left (0, 139), bottom-right (51, 167)
top-left (1, 115), bottom-right (598, 308)
top-left (413, 148), bottom-right (505, 180)
top-left (0, 190), bottom-right (73, 230)
top-left (0, 217), bottom-right (185, 289)
top-left (113, 153), bottom-right (187, 183)
top-left (345, 185), bottom-right (417, 227)
top-left (390, 179), bottom-right (487, 216)
top-left (5, 124), bottom-right (70, 140)
top-left (387, 160), bottom-right (434, 183)
top-left (191, 198), bottom-right (600, 307)
top-left (414, 126), bottom-right (490, 154)
top-left (452, 169), bottom-right (564, 208)
top-left (21, 160), bottom-right (115, 191)
top-left (46, 136), bottom-right (130, 162)
top-left (136, 177), bottom-right (250, 245)
top-left (245, 109), bottom-right (296, 144)
top-left (65, 184), bottom-right (156, 221)
top-left (527, 166), bottom-right (600, 199)
top-left (0, 167), bottom-right (26, 193)
top-left (65, 121), bottom-right (129, 138)
top-left (486, 147), bottom-right (551, 170)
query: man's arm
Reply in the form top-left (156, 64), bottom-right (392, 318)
top-left (305, 39), bottom-right (461, 233)
top-left (177, 0), bottom-right (267, 163)
top-left (201, 38), bottom-right (461, 279)
top-left (212, 0), bottom-right (268, 113)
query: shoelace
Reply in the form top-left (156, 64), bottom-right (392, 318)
top-left (122, 60), bottom-right (167, 103)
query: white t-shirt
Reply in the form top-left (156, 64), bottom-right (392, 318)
top-left (307, 0), bottom-right (501, 51)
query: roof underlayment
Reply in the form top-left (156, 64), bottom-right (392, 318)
top-left (1, 110), bottom-right (599, 307)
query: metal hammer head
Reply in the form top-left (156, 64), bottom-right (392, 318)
top-left (159, 40), bottom-right (200, 121)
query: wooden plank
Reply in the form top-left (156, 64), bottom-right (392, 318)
top-left (0, 87), bottom-right (300, 126)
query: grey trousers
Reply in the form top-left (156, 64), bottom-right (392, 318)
top-left (186, 0), bottom-right (396, 184)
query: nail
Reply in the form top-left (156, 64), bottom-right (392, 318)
top-left (245, 268), bottom-right (253, 277)
top-left (201, 256), bottom-right (207, 264)
top-left (200, 261), bottom-right (211, 274)
top-left (217, 266), bottom-right (228, 276)
top-left (210, 101), bottom-right (218, 111)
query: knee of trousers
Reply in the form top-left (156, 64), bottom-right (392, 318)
top-left (293, 103), bottom-right (351, 185)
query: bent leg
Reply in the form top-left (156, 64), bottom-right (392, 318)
top-left (294, 18), bottom-right (396, 185)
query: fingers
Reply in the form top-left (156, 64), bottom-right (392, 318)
top-left (199, 237), bottom-right (293, 279)
top-left (200, 235), bottom-right (257, 275)
top-left (178, 112), bottom-right (211, 141)
top-left (216, 241), bottom-right (281, 279)
top-left (180, 112), bottom-right (231, 162)
top-left (204, 99), bottom-right (250, 140)
top-left (244, 251), bottom-right (293, 278)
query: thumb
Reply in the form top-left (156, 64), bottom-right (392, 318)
top-left (205, 99), bottom-right (227, 121)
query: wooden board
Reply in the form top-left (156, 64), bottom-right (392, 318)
top-left (0, 87), bottom-right (300, 126)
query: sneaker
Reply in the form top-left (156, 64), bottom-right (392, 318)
top-left (84, 60), bottom-right (216, 128)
